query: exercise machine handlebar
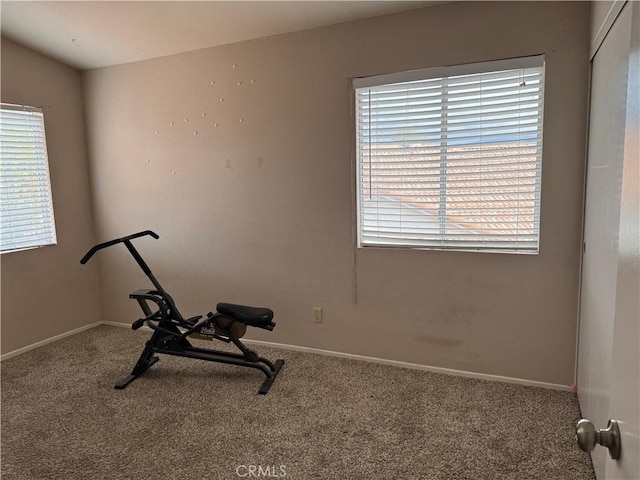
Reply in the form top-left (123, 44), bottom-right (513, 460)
top-left (80, 230), bottom-right (159, 264)
top-left (80, 230), bottom-right (184, 322)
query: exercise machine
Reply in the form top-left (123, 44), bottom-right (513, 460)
top-left (81, 230), bottom-right (284, 394)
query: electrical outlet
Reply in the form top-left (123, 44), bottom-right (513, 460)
top-left (313, 307), bottom-right (323, 323)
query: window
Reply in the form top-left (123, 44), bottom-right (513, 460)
top-left (0, 103), bottom-right (57, 253)
top-left (354, 56), bottom-right (545, 253)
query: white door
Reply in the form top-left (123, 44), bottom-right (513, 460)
top-left (577, 2), bottom-right (639, 479)
top-left (604, 2), bottom-right (640, 477)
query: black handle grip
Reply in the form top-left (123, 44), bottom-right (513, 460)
top-left (80, 230), bottom-right (159, 264)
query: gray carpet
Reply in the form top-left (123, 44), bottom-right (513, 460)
top-left (1, 325), bottom-right (595, 480)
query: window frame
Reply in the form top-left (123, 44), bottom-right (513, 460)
top-left (0, 103), bottom-right (57, 254)
top-left (353, 55), bottom-right (546, 254)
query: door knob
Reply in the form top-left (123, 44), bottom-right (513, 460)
top-left (576, 418), bottom-right (621, 460)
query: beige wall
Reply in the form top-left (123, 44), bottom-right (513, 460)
top-left (1, 39), bottom-right (100, 353)
top-left (82, 1), bottom-right (590, 385)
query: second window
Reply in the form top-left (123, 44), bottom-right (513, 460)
top-left (354, 56), bottom-right (545, 253)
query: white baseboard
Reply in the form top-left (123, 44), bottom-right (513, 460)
top-left (1, 322), bottom-right (100, 361)
top-left (100, 321), bottom-right (133, 328)
top-left (2, 321), bottom-right (571, 391)
top-left (242, 338), bottom-right (571, 392)
top-left (93, 322), bottom-right (573, 391)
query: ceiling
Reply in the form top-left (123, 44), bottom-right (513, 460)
top-left (1, 1), bottom-right (439, 70)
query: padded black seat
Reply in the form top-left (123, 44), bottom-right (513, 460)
top-left (217, 303), bottom-right (274, 328)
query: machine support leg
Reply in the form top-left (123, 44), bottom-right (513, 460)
top-left (258, 359), bottom-right (285, 395)
top-left (115, 336), bottom-right (159, 389)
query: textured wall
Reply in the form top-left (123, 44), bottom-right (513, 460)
top-left (1, 39), bottom-right (101, 353)
top-left (82, 1), bottom-right (590, 385)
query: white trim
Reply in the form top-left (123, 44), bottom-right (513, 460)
top-left (242, 338), bottom-right (571, 392)
top-left (590, 1), bottom-right (627, 60)
top-left (100, 321), bottom-right (133, 328)
top-left (0, 102), bottom-right (43, 113)
top-left (1, 321), bottom-right (570, 391)
top-left (0, 323), bottom-right (100, 361)
top-left (353, 55), bottom-right (545, 89)
top-left (574, 75), bottom-right (592, 389)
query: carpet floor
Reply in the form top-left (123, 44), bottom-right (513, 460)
top-left (1, 325), bottom-right (595, 479)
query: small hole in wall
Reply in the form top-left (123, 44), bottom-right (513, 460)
top-left (237, 82), bottom-right (242, 86)
top-left (172, 171), bottom-right (176, 175)
top-left (185, 118), bottom-right (189, 122)
top-left (194, 131), bottom-right (198, 135)
top-left (214, 123), bottom-right (219, 127)
top-left (155, 130), bottom-right (159, 135)
top-left (251, 79), bottom-right (256, 84)
top-left (202, 113), bottom-right (207, 117)
top-left (220, 98), bottom-right (224, 103)
top-left (210, 81), bottom-right (215, 85)
top-left (240, 119), bottom-right (244, 123)
top-left (232, 64), bottom-right (237, 69)
top-left (169, 122), bottom-right (174, 126)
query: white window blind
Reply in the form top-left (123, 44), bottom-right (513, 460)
top-left (0, 104), bottom-right (57, 253)
top-left (354, 56), bottom-right (545, 253)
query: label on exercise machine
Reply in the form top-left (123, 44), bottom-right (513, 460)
top-left (190, 325), bottom-right (218, 341)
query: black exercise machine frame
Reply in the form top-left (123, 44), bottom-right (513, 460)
top-left (81, 230), bottom-right (284, 394)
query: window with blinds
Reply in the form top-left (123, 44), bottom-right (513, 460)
top-left (354, 56), bottom-right (545, 253)
top-left (0, 103), bottom-right (57, 253)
